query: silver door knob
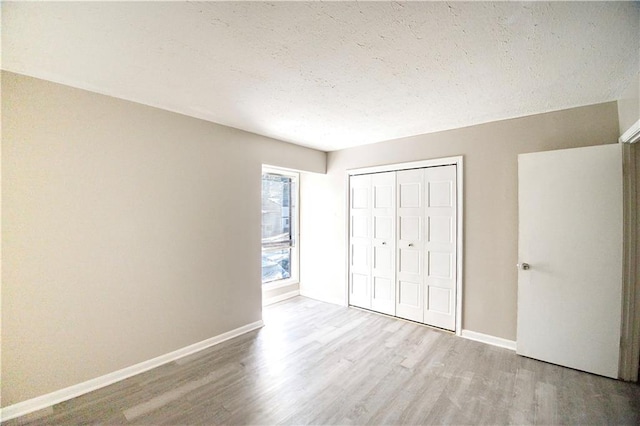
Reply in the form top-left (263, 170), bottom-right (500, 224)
top-left (518, 263), bottom-right (530, 270)
top-left (382, 241), bottom-right (387, 245)
top-left (408, 243), bottom-right (414, 247)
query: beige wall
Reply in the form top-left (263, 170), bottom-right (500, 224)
top-left (618, 72), bottom-right (639, 135)
top-left (1, 72), bottom-right (325, 407)
top-left (300, 102), bottom-right (620, 341)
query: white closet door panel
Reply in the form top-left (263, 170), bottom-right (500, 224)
top-left (423, 165), bottom-right (457, 331)
top-left (371, 172), bottom-right (396, 315)
top-left (399, 248), bottom-right (421, 274)
top-left (373, 246), bottom-right (392, 270)
top-left (373, 277), bottom-right (394, 310)
top-left (349, 174), bottom-right (372, 309)
top-left (396, 169), bottom-right (425, 322)
top-left (374, 183), bottom-right (393, 209)
top-left (350, 242), bottom-right (369, 269)
top-left (374, 217), bottom-right (393, 240)
top-left (351, 184), bottom-right (369, 209)
top-left (351, 216), bottom-right (369, 239)
top-left (399, 216), bottom-right (421, 240)
top-left (398, 280), bottom-right (421, 307)
top-left (428, 216), bottom-right (453, 244)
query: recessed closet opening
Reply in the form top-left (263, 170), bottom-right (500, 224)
top-left (346, 157), bottom-right (464, 334)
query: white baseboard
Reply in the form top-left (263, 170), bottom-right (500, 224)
top-left (298, 290), bottom-right (346, 307)
top-left (263, 290), bottom-right (299, 306)
top-left (461, 329), bottom-right (517, 351)
top-left (0, 320), bottom-right (264, 422)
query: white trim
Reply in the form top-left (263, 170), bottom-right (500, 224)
top-left (0, 320), bottom-right (264, 422)
top-left (455, 158), bottom-right (464, 337)
top-left (263, 289), bottom-right (300, 306)
top-left (619, 119), bottom-right (640, 144)
top-left (345, 156), bottom-right (464, 335)
top-left (461, 329), bottom-right (517, 351)
top-left (347, 156), bottom-right (463, 176)
top-left (343, 171), bottom-right (351, 309)
top-left (299, 290), bottom-right (347, 307)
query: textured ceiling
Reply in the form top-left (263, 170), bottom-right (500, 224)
top-left (3, 1), bottom-right (639, 151)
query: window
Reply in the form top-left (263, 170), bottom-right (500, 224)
top-left (262, 168), bottom-right (299, 285)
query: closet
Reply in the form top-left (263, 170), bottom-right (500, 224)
top-left (349, 163), bottom-right (458, 331)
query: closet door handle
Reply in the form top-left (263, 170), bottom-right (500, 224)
top-left (408, 243), bottom-right (414, 247)
top-left (382, 241), bottom-right (387, 245)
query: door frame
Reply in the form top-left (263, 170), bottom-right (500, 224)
top-left (620, 143), bottom-right (640, 382)
top-left (344, 156), bottom-right (464, 335)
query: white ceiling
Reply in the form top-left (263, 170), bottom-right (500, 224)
top-left (3, 1), bottom-right (639, 151)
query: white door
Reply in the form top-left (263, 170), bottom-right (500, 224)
top-left (396, 169), bottom-right (425, 322)
top-left (517, 144), bottom-right (623, 378)
top-left (349, 174), bottom-right (372, 309)
top-left (371, 172), bottom-right (396, 315)
top-left (424, 165), bottom-right (457, 331)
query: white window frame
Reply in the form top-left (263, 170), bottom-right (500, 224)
top-left (262, 165), bottom-right (300, 290)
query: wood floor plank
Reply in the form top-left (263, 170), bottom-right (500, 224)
top-left (4, 296), bottom-right (640, 425)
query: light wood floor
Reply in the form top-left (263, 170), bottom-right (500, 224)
top-left (6, 296), bottom-right (640, 425)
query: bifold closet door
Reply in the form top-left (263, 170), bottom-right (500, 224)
top-left (396, 169), bottom-right (426, 322)
top-left (371, 172), bottom-right (396, 315)
top-left (424, 165), bottom-right (457, 331)
top-left (349, 174), bottom-right (372, 309)
top-left (349, 165), bottom-right (457, 331)
top-left (395, 165), bottom-right (457, 329)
